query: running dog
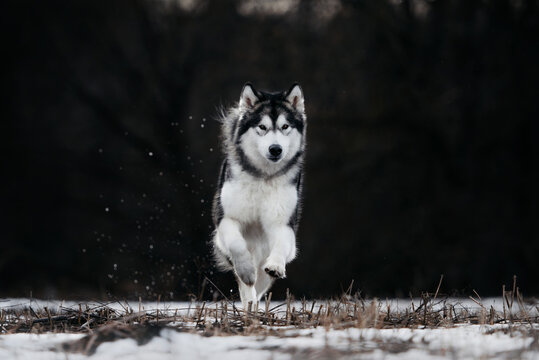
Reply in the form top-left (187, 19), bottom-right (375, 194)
top-left (212, 83), bottom-right (307, 307)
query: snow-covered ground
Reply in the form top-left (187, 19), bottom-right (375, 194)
top-left (1, 298), bottom-right (538, 359)
top-left (2, 296), bottom-right (536, 317)
top-left (1, 323), bottom-right (537, 359)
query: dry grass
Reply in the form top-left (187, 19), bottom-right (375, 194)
top-left (1, 277), bottom-right (537, 355)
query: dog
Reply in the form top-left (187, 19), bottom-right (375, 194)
top-left (212, 82), bottom-right (306, 307)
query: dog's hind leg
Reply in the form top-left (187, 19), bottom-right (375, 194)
top-left (254, 270), bottom-right (274, 301)
top-left (215, 218), bottom-right (257, 286)
top-left (238, 279), bottom-right (257, 309)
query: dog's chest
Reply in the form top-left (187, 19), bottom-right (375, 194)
top-left (220, 177), bottom-right (297, 225)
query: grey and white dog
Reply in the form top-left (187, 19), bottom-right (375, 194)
top-left (212, 83), bottom-right (306, 307)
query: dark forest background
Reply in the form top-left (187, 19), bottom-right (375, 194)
top-left (1, 0), bottom-right (538, 300)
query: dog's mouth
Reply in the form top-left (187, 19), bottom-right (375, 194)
top-left (267, 155), bottom-right (282, 163)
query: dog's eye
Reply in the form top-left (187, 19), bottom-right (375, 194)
top-left (258, 125), bottom-right (267, 131)
top-left (282, 124), bottom-right (289, 130)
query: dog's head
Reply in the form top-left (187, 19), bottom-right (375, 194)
top-left (234, 83), bottom-right (306, 176)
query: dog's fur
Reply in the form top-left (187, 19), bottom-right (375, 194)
top-left (212, 83), bottom-right (306, 306)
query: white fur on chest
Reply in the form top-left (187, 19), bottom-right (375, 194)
top-left (220, 173), bottom-right (297, 227)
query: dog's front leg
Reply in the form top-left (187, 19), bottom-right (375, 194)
top-left (216, 218), bottom-right (257, 287)
top-left (263, 225), bottom-right (296, 279)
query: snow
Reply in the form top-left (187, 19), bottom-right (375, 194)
top-left (0, 324), bottom-right (537, 360)
top-left (1, 298), bottom-right (538, 359)
top-left (0, 333), bottom-right (85, 360)
top-left (2, 297), bottom-right (536, 316)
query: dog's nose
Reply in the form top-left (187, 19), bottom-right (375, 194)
top-left (269, 145), bottom-right (282, 157)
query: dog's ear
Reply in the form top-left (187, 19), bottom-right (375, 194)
top-left (239, 83), bottom-right (259, 109)
top-left (286, 83), bottom-right (305, 113)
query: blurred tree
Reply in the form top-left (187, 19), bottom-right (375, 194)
top-left (1, 0), bottom-right (537, 299)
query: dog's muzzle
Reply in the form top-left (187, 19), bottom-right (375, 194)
top-left (268, 144), bottom-right (282, 162)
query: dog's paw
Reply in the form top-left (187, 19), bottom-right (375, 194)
top-left (263, 259), bottom-right (286, 279)
top-left (234, 260), bottom-right (257, 286)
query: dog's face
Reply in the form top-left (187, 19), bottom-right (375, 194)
top-left (235, 83), bottom-right (306, 176)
